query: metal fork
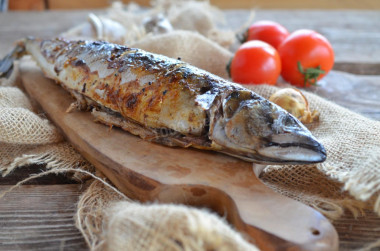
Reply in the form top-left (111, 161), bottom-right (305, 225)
top-left (0, 44), bottom-right (25, 78)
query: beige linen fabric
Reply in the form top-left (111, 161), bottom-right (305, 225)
top-left (1, 0), bottom-right (380, 250)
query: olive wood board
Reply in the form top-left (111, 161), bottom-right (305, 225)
top-left (20, 59), bottom-right (338, 251)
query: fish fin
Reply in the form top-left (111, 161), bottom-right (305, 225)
top-left (91, 109), bottom-right (156, 139)
top-left (92, 109), bottom-right (199, 148)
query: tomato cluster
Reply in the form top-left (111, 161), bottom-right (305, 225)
top-left (230, 21), bottom-right (334, 87)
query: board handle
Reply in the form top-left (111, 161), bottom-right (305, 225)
top-left (156, 182), bottom-right (338, 251)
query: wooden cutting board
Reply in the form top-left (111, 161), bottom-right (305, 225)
top-left (20, 59), bottom-right (338, 251)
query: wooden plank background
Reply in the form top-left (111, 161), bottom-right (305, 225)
top-left (0, 185), bottom-right (88, 250)
top-left (7, 0), bottom-right (380, 10)
top-left (1, 10), bottom-right (380, 75)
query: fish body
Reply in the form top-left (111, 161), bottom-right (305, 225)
top-left (7, 38), bottom-right (326, 164)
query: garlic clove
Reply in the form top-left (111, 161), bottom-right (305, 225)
top-left (269, 88), bottom-right (319, 124)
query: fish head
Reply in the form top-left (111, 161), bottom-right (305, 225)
top-left (210, 90), bottom-right (326, 164)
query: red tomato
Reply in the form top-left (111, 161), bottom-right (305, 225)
top-left (246, 20), bottom-right (289, 49)
top-left (278, 29), bottom-right (334, 87)
top-left (230, 40), bottom-right (281, 85)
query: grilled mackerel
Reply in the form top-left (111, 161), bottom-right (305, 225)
top-left (2, 38), bottom-right (326, 164)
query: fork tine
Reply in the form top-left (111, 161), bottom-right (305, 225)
top-left (0, 43), bottom-right (26, 78)
top-left (0, 54), bottom-right (14, 78)
top-left (0, 54), bottom-right (13, 72)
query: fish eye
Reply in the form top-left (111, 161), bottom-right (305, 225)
top-left (281, 114), bottom-right (303, 131)
top-left (284, 114), bottom-right (295, 126)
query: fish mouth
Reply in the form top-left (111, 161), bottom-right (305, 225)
top-left (213, 116), bottom-right (327, 165)
top-left (256, 133), bottom-right (327, 164)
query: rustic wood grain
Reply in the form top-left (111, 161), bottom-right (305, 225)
top-left (0, 164), bottom-right (80, 185)
top-left (47, 0), bottom-right (149, 10)
top-left (0, 185), bottom-right (87, 251)
top-left (12, 0), bottom-right (380, 10)
top-left (0, 11), bottom-right (101, 55)
top-left (211, 0), bottom-right (380, 9)
top-left (335, 210), bottom-right (380, 250)
top-left (8, 0), bottom-right (45, 11)
top-left (47, 0), bottom-right (110, 10)
top-left (1, 10), bottom-right (380, 75)
top-left (313, 72), bottom-right (380, 121)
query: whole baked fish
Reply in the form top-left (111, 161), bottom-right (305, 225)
top-left (1, 38), bottom-right (326, 164)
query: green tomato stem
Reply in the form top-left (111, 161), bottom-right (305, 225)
top-left (297, 61), bottom-right (325, 87)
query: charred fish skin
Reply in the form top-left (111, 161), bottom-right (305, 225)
top-left (16, 38), bottom-right (326, 164)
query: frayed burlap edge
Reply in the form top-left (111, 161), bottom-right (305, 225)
top-left (74, 179), bottom-right (129, 250)
top-left (320, 163), bottom-right (380, 217)
top-left (0, 142), bottom-right (94, 181)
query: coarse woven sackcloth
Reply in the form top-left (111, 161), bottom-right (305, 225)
top-left (1, 0), bottom-right (380, 250)
top-left (75, 179), bottom-right (258, 251)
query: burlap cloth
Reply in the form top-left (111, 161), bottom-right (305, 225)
top-left (1, 1), bottom-right (380, 250)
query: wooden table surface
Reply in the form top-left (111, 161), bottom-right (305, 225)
top-left (1, 9), bottom-right (380, 250)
